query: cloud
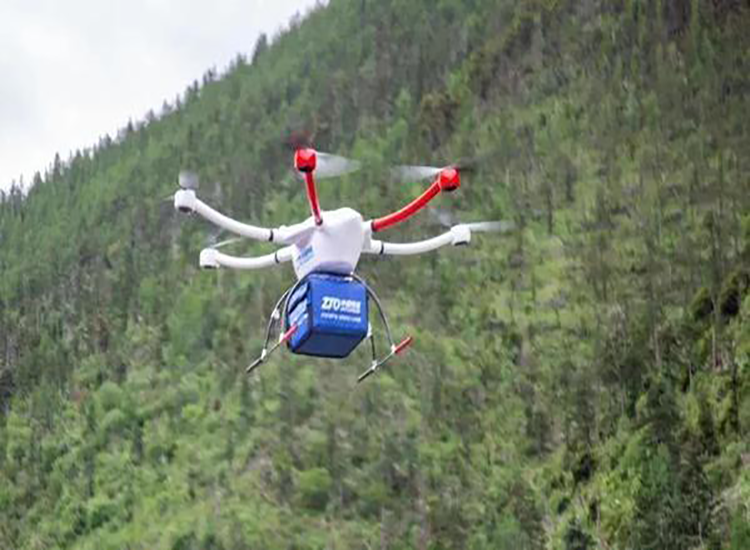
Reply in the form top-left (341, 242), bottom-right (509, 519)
top-left (0, 0), bottom-right (321, 192)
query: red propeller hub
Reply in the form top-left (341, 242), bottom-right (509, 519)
top-left (294, 148), bottom-right (317, 172)
top-left (438, 167), bottom-right (461, 192)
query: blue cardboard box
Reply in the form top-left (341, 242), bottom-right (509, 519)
top-left (285, 273), bottom-right (368, 358)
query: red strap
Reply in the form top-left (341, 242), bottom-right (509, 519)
top-left (394, 336), bottom-right (413, 355)
top-left (281, 324), bottom-right (298, 344)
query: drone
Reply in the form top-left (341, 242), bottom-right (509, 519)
top-left (173, 148), bottom-right (508, 382)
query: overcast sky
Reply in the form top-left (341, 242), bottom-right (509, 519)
top-left (0, 0), bottom-right (321, 193)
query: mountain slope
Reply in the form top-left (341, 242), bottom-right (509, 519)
top-left (1, 1), bottom-right (749, 548)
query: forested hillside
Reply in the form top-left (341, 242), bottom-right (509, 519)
top-left (1, 0), bottom-right (749, 548)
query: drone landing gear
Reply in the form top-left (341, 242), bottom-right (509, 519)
top-left (357, 334), bottom-right (413, 383)
top-left (246, 274), bottom-right (412, 384)
top-left (246, 324), bottom-right (298, 374)
top-left (352, 274), bottom-right (413, 383)
top-left (246, 288), bottom-right (295, 374)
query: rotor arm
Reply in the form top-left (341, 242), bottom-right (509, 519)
top-left (370, 180), bottom-right (441, 233)
top-left (174, 189), bottom-right (276, 242)
top-left (199, 246), bottom-right (293, 270)
top-left (370, 168), bottom-right (461, 233)
top-left (366, 225), bottom-right (471, 256)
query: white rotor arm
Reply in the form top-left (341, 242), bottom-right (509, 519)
top-left (366, 225), bottom-right (471, 256)
top-left (199, 246), bottom-right (293, 270)
top-left (175, 189), bottom-right (277, 242)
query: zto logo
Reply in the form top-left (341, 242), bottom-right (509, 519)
top-left (321, 296), bottom-right (361, 315)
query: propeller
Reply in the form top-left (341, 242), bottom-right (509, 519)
top-left (428, 206), bottom-right (461, 227)
top-left (210, 237), bottom-right (244, 249)
top-left (285, 128), bottom-right (315, 151)
top-left (313, 152), bottom-right (361, 179)
top-left (463, 220), bottom-right (516, 233)
top-left (205, 229), bottom-right (244, 250)
top-left (178, 170), bottom-right (199, 190)
top-left (285, 129), bottom-right (360, 179)
top-left (391, 158), bottom-right (479, 183)
top-left (429, 207), bottom-right (516, 234)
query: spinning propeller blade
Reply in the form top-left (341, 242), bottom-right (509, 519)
top-left (392, 159), bottom-right (477, 183)
top-left (429, 208), bottom-right (515, 234)
top-left (314, 152), bottom-right (361, 179)
top-left (210, 237), bottom-right (244, 250)
top-left (285, 129), bottom-right (360, 179)
top-left (391, 165), bottom-right (443, 182)
top-left (463, 220), bottom-right (516, 233)
top-left (428, 207), bottom-right (460, 228)
top-left (178, 170), bottom-right (199, 190)
top-left (203, 228), bottom-right (246, 250)
top-left (285, 129), bottom-right (314, 151)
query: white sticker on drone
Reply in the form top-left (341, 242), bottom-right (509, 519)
top-left (321, 296), bottom-right (361, 315)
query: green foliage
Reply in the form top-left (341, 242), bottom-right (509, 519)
top-left (296, 467), bottom-right (333, 511)
top-left (1, 0), bottom-right (749, 548)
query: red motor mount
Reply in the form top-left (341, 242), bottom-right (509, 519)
top-left (295, 148), bottom-right (317, 173)
top-left (438, 167), bottom-right (461, 192)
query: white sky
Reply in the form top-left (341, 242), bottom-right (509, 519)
top-left (0, 0), bottom-right (321, 192)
